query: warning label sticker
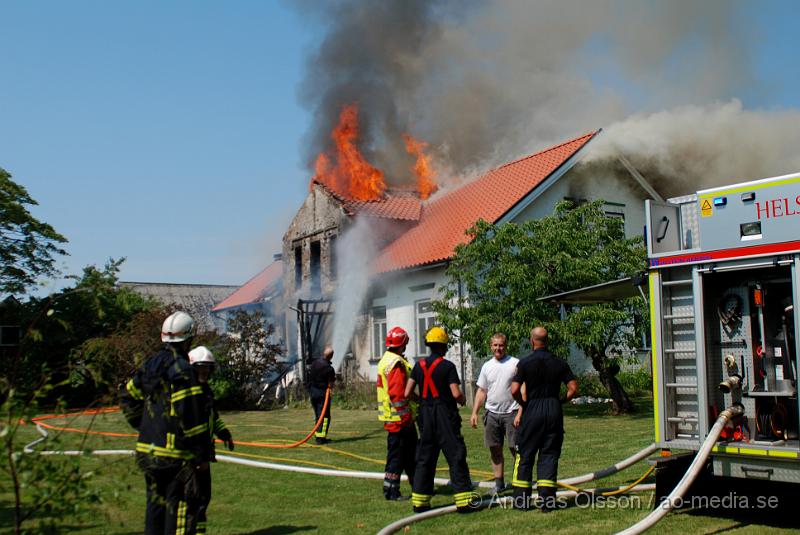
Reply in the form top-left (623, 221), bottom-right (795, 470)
top-left (701, 199), bottom-right (713, 217)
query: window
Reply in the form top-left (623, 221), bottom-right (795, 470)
top-left (329, 235), bottom-right (338, 281)
top-left (0, 326), bottom-right (20, 346)
top-left (310, 240), bottom-right (321, 295)
top-left (371, 306), bottom-right (387, 361)
top-left (294, 245), bottom-right (302, 290)
top-left (415, 299), bottom-right (437, 356)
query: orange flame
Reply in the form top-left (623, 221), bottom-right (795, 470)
top-left (313, 104), bottom-right (386, 201)
top-left (403, 133), bottom-right (438, 200)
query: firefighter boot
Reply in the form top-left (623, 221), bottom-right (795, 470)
top-left (512, 486), bottom-right (532, 511)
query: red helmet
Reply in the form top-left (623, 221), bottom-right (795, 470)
top-left (385, 326), bottom-right (409, 348)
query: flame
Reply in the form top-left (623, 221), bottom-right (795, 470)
top-left (313, 104), bottom-right (386, 201)
top-left (403, 133), bottom-right (438, 200)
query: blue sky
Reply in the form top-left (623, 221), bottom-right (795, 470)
top-left (1, 1), bottom-right (314, 292)
top-left (2, 1), bottom-right (799, 294)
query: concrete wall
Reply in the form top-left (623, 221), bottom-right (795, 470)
top-left (282, 184), bottom-right (348, 300)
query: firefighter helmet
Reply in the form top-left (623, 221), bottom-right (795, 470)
top-left (386, 326), bottom-right (409, 348)
top-left (188, 346), bottom-right (216, 366)
top-left (425, 326), bottom-right (449, 345)
top-left (161, 311), bottom-right (195, 342)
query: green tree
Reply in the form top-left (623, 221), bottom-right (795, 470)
top-left (9, 259), bottom-right (157, 401)
top-left (0, 168), bottom-right (67, 295)
top-left (1, 380), bottom-right (101, 534)
top-left (433, 200), bottom-right (647, 413)
top-left (212, 310), bottom-right (282, 409)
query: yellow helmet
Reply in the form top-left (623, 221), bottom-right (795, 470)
top-left (425, 326), bottom-right (449, 344)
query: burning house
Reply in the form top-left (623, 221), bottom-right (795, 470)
top-left (221, 115), bottom-right (665, 393)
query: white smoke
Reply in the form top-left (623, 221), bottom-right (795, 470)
top-left (584, 100), bottom-right (800, 196)
top-left (330, 217), bottom-right (380, 371)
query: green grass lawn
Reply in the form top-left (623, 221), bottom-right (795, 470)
top-left (4, 397), bottom-right (799, 534)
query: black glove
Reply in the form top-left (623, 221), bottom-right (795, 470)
top-left (218, 429), bottom-right (234, 451)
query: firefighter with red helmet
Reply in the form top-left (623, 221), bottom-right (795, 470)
top-left (405, 326), bottom-right (474, 513)
top-left (376, 326), bottom-right (418, 500)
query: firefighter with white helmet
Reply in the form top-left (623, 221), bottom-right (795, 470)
top-left (405, 326), bottom-right (474, 513)
top-left (187, 346), bottom-right (233, 535)
top-left (376, 326), bottom-right (418, 500)
top-left (121, 311), bottom-right (212, 534)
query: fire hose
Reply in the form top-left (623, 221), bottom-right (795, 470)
top-left (375, 443), bottom-right (659, 535)
top-left (615, 403), bottom-right (745, 535)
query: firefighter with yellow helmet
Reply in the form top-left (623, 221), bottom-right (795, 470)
top-left (404, 326), bottom-right (474, 513)
top-left (376, 326), bottom-right (418, 500)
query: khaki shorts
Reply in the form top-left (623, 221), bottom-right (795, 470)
top-left (483, 411), bottom-right (517, 449)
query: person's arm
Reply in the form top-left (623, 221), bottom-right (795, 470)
top-left (565, 379), bottom-right (579, 403)
top-left (213, 407), bottom-right (234, 451)
top-left (449, 383), bottom-right (466, 406)
top-left (404, 377), bottom-right (417, 400)
top-left (120, 368), bottom-right (145, 429)
top-left (513, 405), bottom-right (523, 428)
top-left (387, 365), bottom-right (412, 426)
top-left (470, 388), bottom-right (487, 428)
top-left (511, 380), bottom-right (524, 405)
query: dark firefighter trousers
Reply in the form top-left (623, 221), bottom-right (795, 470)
top-left (136, 453), bottom-right (200, 534)
top-left (411, 402), bottom-right (472, 509)
top-left (193, 466), bottom-right (211, 534)
top-left (310, 386), bottom-right (331, 438)
top-left (512, 397), bottom-right (564, 510)
top-left (384, 425), bottom-right (417, 496)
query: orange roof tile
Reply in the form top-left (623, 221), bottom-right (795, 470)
top-left (372, 131), bottom-right (599, 273)
top-left (211, 260), bottom-right (283, 312)
top-left (312, 179), bottom-right (422, 221)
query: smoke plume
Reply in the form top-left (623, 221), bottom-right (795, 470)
top-left (329, 217), bottom-right (379, 371)
top-left (298, 0), bottom-right (800, 191)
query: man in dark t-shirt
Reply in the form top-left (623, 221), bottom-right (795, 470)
top-left (404, 326), bottom-right (473, 513)
top-left (308, 346), bottom-right (336, 444)
top-left (510, 326), bottom-right (578, 511)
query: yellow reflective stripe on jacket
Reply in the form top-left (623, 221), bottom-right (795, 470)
top-left (377, 351), bottom-right (414, 422)
top-left (214, 419), bottom-right (227, 433)
top-left (136, 442), bottom-right (194, 460)
top-left (184, 422), bottom-right (207, 438)
top-left (126, 379), bottom-right (144, 400)
top-left (171, 386), bottom-right (204, 403)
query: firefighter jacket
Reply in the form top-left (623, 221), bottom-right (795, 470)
top-left (377, 350), bottom-right (416, 430)
top-left (121, 346), bottom-right (212, 463)
top-left (201, 382), bottom-right (232, 461)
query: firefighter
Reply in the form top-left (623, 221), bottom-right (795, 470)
top-left (187, 346), bottom-right (234, 535)
top-left (376, 326), bottom-right (418, 500)
top-left (404, 326), bottom-right (473, 513)
top-left (510, 326), bottom-right (578, 512)
top-left (120, 311), bottom-right (212, 534)
top-left (308, 345), bottom-right (336, 444)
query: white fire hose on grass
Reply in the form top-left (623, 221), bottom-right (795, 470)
top-left (615, 403), bottom-right (744, 535)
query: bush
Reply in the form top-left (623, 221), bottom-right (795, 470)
top-left (574, 367), bottom-right (652, 399)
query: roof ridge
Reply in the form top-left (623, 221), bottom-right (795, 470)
top-left (495, 130), bottom-right (600, 172)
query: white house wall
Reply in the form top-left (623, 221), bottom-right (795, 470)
top-left (359, 164), bottom-right (654, 380)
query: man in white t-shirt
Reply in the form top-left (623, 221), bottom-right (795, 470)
top-left (470, 332), bottom-right (522, 494)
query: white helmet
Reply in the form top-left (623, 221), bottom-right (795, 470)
top-left (161, 311), bottom-right (195, 342)
top-left (188, 346), bottom-right (216, 366)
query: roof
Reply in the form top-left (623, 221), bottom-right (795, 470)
top-left (120, 281), bottom-right (239, 333)
top-left (372, 131), bottom-right (599, 273)
top-left (211, 260), bottom-right (283, 312)
top-left (312, 179), bottom-right (422, 221)
top-left (344, 194), bottom-right (422, 221)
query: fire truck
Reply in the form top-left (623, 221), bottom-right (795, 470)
top-left (646, 171), bottom-right (799, 487)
